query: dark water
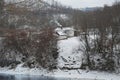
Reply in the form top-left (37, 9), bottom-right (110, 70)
top-left (0, 74), bottom-right (56, 80)
top-left (0, 74), bottom-right (103, 80)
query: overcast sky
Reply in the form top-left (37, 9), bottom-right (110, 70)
top-left (54, 0), bottom-right (117, 8)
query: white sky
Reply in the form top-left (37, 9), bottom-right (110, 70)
top-left (54, 0), bottom-right (117, 8)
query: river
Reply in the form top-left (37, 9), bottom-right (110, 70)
top-left (0, 73), bottom-right (103, 80)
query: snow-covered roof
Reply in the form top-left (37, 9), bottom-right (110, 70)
top-left (55, 28), bottom-right (66, 36)
top-left (62, 27), bottom-right (74, 31)
top-left (55, 27), bottom-right (74, 36)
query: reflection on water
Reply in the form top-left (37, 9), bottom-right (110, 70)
top-left (0, 74), bottom-right (56, 80)
top-left (0, 74), bottom-right (15, 80)
top-left (0, 74), bottom-right (102, 80)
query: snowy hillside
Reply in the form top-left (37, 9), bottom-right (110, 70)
top-left (57, 37), bottom-right (84, 68)
top-left (5, 0), bottom-right (64, 11)
top-left (0, 36), bottom-right (120, 80)
top-left (5, 0), bottom-right (51, 10)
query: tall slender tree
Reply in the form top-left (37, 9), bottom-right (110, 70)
top-left (0, 0), bottom-right (4, 19)
top-left (0, 0), bottom-right (4, 35)
top-left (0, 0), bottom-right (4, 14)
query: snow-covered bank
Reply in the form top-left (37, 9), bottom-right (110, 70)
top-left (0, 66), bottom-right (120, 80)
top-left (53, 69), bottom-right (120, 80)
top-left (0, 64), bottom-right (50, 76)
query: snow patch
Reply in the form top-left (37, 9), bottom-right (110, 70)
top-left (57, 37), bottom-right (84, 68)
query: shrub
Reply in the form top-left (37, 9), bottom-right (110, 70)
top-left (34, 28), bottom-right (58, 70)
top-left (80, 29), bottom-right (120, 72)
top-left (0, 28), bottom-right (58, 70)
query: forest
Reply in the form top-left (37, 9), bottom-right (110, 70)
top-left (0, 0), bottom-right (120, 73)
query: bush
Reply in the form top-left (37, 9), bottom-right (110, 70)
top-left (0, 28), bottom-right (58, 70)
top-left (80, 29), bottom-right (120, 72)
top-left (34, 28), bottom-right (58, 70)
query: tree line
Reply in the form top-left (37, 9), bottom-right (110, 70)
top-left (72, 2), bottom-right (120, 72)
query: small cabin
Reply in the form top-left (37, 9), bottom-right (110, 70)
top-left (55, 27), bottom-right (74, 39)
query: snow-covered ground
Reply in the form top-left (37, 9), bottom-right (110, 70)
top-left (53, 69), bottom-right (120, 80)
top-left (57, 37), bottom-right (84, 68)
top-left (0, 66), bottom-right (120, 80)
top-left (0, 64), bottom-right (50, 76)
top-left (0, 36), bottom-right (120, 80)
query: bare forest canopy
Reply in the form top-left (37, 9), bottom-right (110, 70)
top-left (0, 0), bottom-right (73, 30)
top-left (0, 0), bottom-right (119, 30)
